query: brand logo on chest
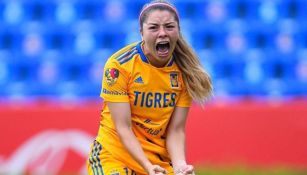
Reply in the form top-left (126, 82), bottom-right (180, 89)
top-left (170, 72), bottom-right (179, 88)
top-left (134, 76), bottom-right (144, 84)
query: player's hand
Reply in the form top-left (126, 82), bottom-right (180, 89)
top-left (148, 164), bottom-right (167, 175)
top-left (174, 164), bottom-right (195, 175)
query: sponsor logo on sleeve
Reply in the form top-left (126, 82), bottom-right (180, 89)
top-left (102, 88), bottom-right (127, 96)
top-left (105, 68), bottom-right (119, 86)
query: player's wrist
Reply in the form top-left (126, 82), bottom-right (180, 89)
top-left (143, 161), bottom-right (154, 174)
top-left (172, 160), bottom-right (187, 173)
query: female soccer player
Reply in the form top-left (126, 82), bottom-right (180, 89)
top-left (87, 0), bottom-right (212, 175)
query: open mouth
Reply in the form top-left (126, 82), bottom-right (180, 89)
top-left (156, 42), bottom-right (170, 57)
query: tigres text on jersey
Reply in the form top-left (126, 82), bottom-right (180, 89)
top-left (96, 41), bottom-right (192, 174)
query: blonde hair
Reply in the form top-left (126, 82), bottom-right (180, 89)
top-left (174, 36), bottom-right (213, 103)
top-left (139, 0), bottom-right (213, 103)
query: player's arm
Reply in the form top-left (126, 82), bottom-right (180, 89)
top-left (166, 106), bottom-right (194, 175)
top-left (108, 102), bottom-right (166, 175)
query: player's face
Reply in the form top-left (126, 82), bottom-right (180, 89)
top-left (141, 10), bottom-right (179, 67)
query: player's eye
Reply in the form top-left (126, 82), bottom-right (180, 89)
top-left (149, 26), bottom-right (157, 30)
top-left (165, 25), bottom-right (175, 31)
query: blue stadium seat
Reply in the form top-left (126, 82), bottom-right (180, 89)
top-left (95, 29), bottom-right (126, 50)
top-left (102, 1), bottom-right (126, 23)
top-left (73, 31), bottom-right (96, 56)
top-left (211, 51), bottom-right (246, 87)
top-left (1, 1), bottom-right (24, 25)
top-left (55, 81), bottom-right (80, 99)
top-left (75, 1), bottom-right (103, 21)
top-left (192, 27), bottom-right (225, 50)
top-left (297, 81), bottom-right (307, 95)
top-left (297, 0), bottom-right (307, 20)
top-left (5, 54), bottom-right (40, 98)
top-left (262, 78), bottom-right (298, 97)
top-left (227, 0), bottom-right (259, 20)
top-left (201, 1), bottom-right (228, 23)
top-left (54, 2), bottom-right (76, 25)
top-left (44, 28), bottom-right (73, 51)
top-left (257, 1), bottom-right (279, 23)
top-left (11, 57), bottom-right (39, 83)
top-left (22, 1), bottom-right (55, 23)
top-left (263, 52), bottom-right (296, 82)
top-left (0, 28), bottom-right (22, 51)
top-left (1, 0), bottom-right (307, 98)
top-left (58, 58), bottom-right (89, 82)
top-left (0, 2), bottom-right (5, 24)
top-left (245, 25), bottom-right (276, 50)
top-left (0, 53), bottom-right (11, 96)
top-left (213, 78), bottom-right (250, 97)
top-left (297, 27), bottom-right (307, 49)
top-left (174, 2), bottom-right (198, 20)
top-left (125, 1), bottom-right (143, 19)
top-left (279, 0), bottom-right (306, 20)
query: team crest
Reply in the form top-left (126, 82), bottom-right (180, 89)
top-left (105, 68), bottom-right (119, 86)
top-left (170, 72), bottom-right (179, 88)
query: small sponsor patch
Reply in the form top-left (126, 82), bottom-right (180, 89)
top-left (102, 88), bottom-right (127, 96)
top-left (110, 169), bottom-right (120, 175)
top-left (105, 68), bottom-right (119, 86)
top-left (144, 119), bottom-right (159, 125)
top-left (170, 72), bottom-right (179, 88)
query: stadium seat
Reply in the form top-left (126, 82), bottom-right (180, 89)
top-left (11, 58), bottom-right (39, 83)
top-left (95, 29), bottom-right (126, 50)
top-left (174, 2), bottom-right (198, 20)
top-left (227, 0), bottom-right (258, 20)
top-left (192, 26), bottom-right (225, 50)
top-left (0, 28), bottom-right (22, 51)
top-left (0, 2), bottom-right (4, 20)
top-left (103, 1), bottom-right (125, 23)
top-left (2, 1), bottom-right (24, 25)
top-left (75, 1), bottom-right (104, 21)
top-left (297, 27), bottom-right (307, 49)
top-left (202, 1), bottom-right (228, 23)
top-left (44, 28), bottom-right (73, 51)
top-left (257, 1), bottom-right (279, 23)
top-left (245, 25), bottom-right (276, 51)
top-left (278, 0), bottom-right (299, 19)
top-left (0, 52), bottom-right (10, 88)
top-left (22, 1), bottom-right (55, 23)
top-left (125, 1), bottom-right (144, 19)
top-left (1, 0), bottom-right (307, 98)
top-left (57, 58), bottom-right (89, 82)
top-left (54, 2), bottom-right (77, 25)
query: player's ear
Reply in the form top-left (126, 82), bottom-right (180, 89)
top-left (140, 29), bottom-right (144, 40)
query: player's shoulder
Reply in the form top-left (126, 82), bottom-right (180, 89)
top-left (107, 42), bottom-right (140, 66)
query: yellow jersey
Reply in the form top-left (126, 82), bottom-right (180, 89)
top-left (96, 41), bottom-right (192, 174)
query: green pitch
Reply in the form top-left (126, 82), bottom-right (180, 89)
top-left (196, 166), bottom-right (307, 175)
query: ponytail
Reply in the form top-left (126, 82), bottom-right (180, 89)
top-left (174, 36), bottom-right (213, 103)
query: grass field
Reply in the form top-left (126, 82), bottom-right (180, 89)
top-left (3, 168), bottom-right (305, 175)
top-left (195, 166), bottom-right (307, 175)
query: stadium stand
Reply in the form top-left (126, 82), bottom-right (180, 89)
top-left (0, 0), bottom-right (306, 99)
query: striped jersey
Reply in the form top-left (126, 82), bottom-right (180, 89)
top-left (96, 41), bottom-right (192, 174)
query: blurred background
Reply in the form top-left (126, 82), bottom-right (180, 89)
top-left (0, 0), bottom-right (307, 174)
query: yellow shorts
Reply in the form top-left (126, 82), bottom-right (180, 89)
top-left (87, 140), bottom-right (175, 175)
top-left (87, 140), bottom-right (139, 175)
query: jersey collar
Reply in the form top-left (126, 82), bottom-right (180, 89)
top-left (136, 41), bottom-right (174, 67)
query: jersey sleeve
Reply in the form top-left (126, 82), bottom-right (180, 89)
top-left (176, 88), bottom-right (192, 107)
top-left (100, 59), bottom-right (130, 102)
